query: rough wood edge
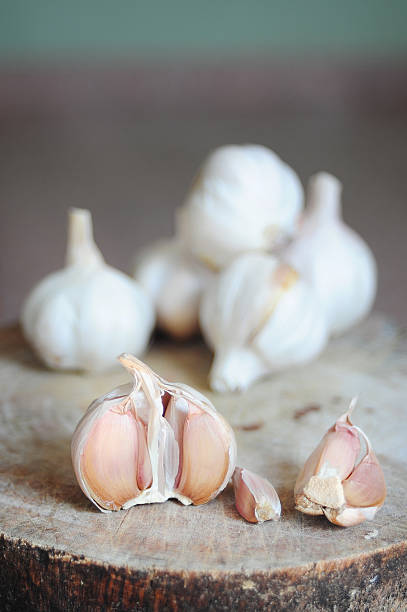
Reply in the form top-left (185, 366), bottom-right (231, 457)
top-left (0, 534), bottom-right (406, 611)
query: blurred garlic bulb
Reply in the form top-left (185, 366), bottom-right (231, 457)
top-left (200, 253), bottom-right (328, 392)
top-left (177, 144), bottom-right (304, 269)
top-left (132, 239), bottom-right (212, 339)
top-left (281, 172), bottom-right (377, 335)
top-left (295, 399), bottom-right (386, 527)
top-left (71, 354), bottom-right (237, 512)
top-left (21, 208), bottom-right (154, 371)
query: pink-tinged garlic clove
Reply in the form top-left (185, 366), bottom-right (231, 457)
top-left (81, 406), bottom-right (152, 511)
top-left (341, 446), bottom-right (386, 510)
top-left (233, 467), bottom-right (281, 523)
top-left (324, 505), bottom-right (379, 528)
top-left (177, 409), bottom-right (232, 505)
top-left (295, 399), bottom-right (386, 526)
top-left (71, 354), bottom-right (236, 512)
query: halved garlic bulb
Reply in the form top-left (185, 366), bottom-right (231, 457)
top-left (294, 399), bottom-right (386, 526)
top-left (177, 144), bottom-right (304, 269)
top-left (71, 354), bottom-right (237, 512)
top-left (21, 208), bottom-right (155, 371)
top-left (233, 467), bottom-right (281, 523)
top-left (132, 239), bottom-right (212, 339)
top-left (200, 253), bottom-right (328, 392)
top-left (281, 172), bottom-right (377, 335)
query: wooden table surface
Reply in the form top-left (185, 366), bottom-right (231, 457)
top-left (0, 315), bottom-right (406, 610)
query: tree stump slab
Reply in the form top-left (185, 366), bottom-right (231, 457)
top-left (0, 315), bottom-right (406, 611)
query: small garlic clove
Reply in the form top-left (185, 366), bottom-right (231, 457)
top-left (233, 467), bottom-right (281, 523)
top-left (294, 399), bottom-right (386, 526)
top-left (324, 505), bottom-right (379, 528)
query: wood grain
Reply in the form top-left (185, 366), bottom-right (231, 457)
top-left (0, 315), bottom-right (406, 610)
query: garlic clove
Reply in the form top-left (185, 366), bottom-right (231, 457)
top-left (176, 144), bottom-right (303, 269)
top-left (176, 408), bottom-right (231, 505)
top-left (296, 425), bottom-right (361, 502)
top-left (132, 239), bottom-right (212, 339)
top-left (81, 406), bottom-right (150, 511)
top-left (342, 444), bottom-right (386, 509)
top-left (281, 172), bottom-right (377, 336)
top-left (294, 400), bottom-right (386, 526)
top-left (200, 252), bottom-right (328, 393)
top-left (233, 467), bottom-right (281, 523)
top-left (21, 208), bottom-right (155, 371)
top-left (72, 354), bottom-right (237, 512)
top-left (324, 505), bottom-right (379, 528)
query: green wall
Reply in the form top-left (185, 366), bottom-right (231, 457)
top-left (1, 1), bottom-right (407, 61)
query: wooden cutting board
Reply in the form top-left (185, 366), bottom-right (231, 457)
top-left (0, 315), bottom-right (406, 611)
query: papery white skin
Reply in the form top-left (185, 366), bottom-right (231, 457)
top-left (281, 172), bottom-right (377, 335)
top-left (294, 399), bottom-right (386, 527)
top-left (177, 144), bottom-right (304, 269)
top-left (71, 354), bottom-right (237, 512)
top-left (21, 208), bottom-right (155, 371)
top-left (233, 467), bottom-right (281, 523)
top-left (200, 253), bottom-right (328, 392)
top-left (132, 239), bottom-right (212, 339)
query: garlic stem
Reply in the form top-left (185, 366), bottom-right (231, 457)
top-left (307, 172), bottom-right (342, 221)
top-left (66, 207), bottom-right (104, 268)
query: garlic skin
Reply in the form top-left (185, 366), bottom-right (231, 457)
top-left (294, 399), bottom-right (386, 527)
top-left (177, 144), bottom-right (304, 269)
top-left (71, 354), bottom-right (237, 512)
top-left (21, 209), bottom-right (155, 371)
top-left (200, 253), bottom-right (328, 392)
top-left (281, 172), bottom-right (377, 335)
top-left (233, 467), bottom-right (281, 523)
top-left (132, 239), bottom-right (212, 339)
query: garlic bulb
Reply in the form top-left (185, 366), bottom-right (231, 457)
top-left (233, 467), bottom-right (281, 523)
top-left (132, 239), bottom-right (212, 339)
top-left (281, 172), bottom-right (377, 335)
top-left (200, 253), bottom-right (328, 392)
top-left (177, 144), bottom-right (304, 269)
top-left (294, 399), bottom-right (386, 527)
top-left (71, 354), bottom-right (237, 512)
top-left (21, 208), bottom-right (155, 371)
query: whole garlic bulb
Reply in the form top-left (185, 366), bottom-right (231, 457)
top-left (71, 354), bottom-right (237, 511)
top-left (200, 253), bottom-right (328, 392)
top-left (281, 172), bottom-right (377, 335)
top-left (132, 239), bottom-right (212, 340)
top-left (21, 208), bottom-right (155, 371)
top-left (177, 144), bottom-right (304, 269)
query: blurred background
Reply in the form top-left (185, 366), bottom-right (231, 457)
top-left (1, 0), bottom-right (406, 325)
